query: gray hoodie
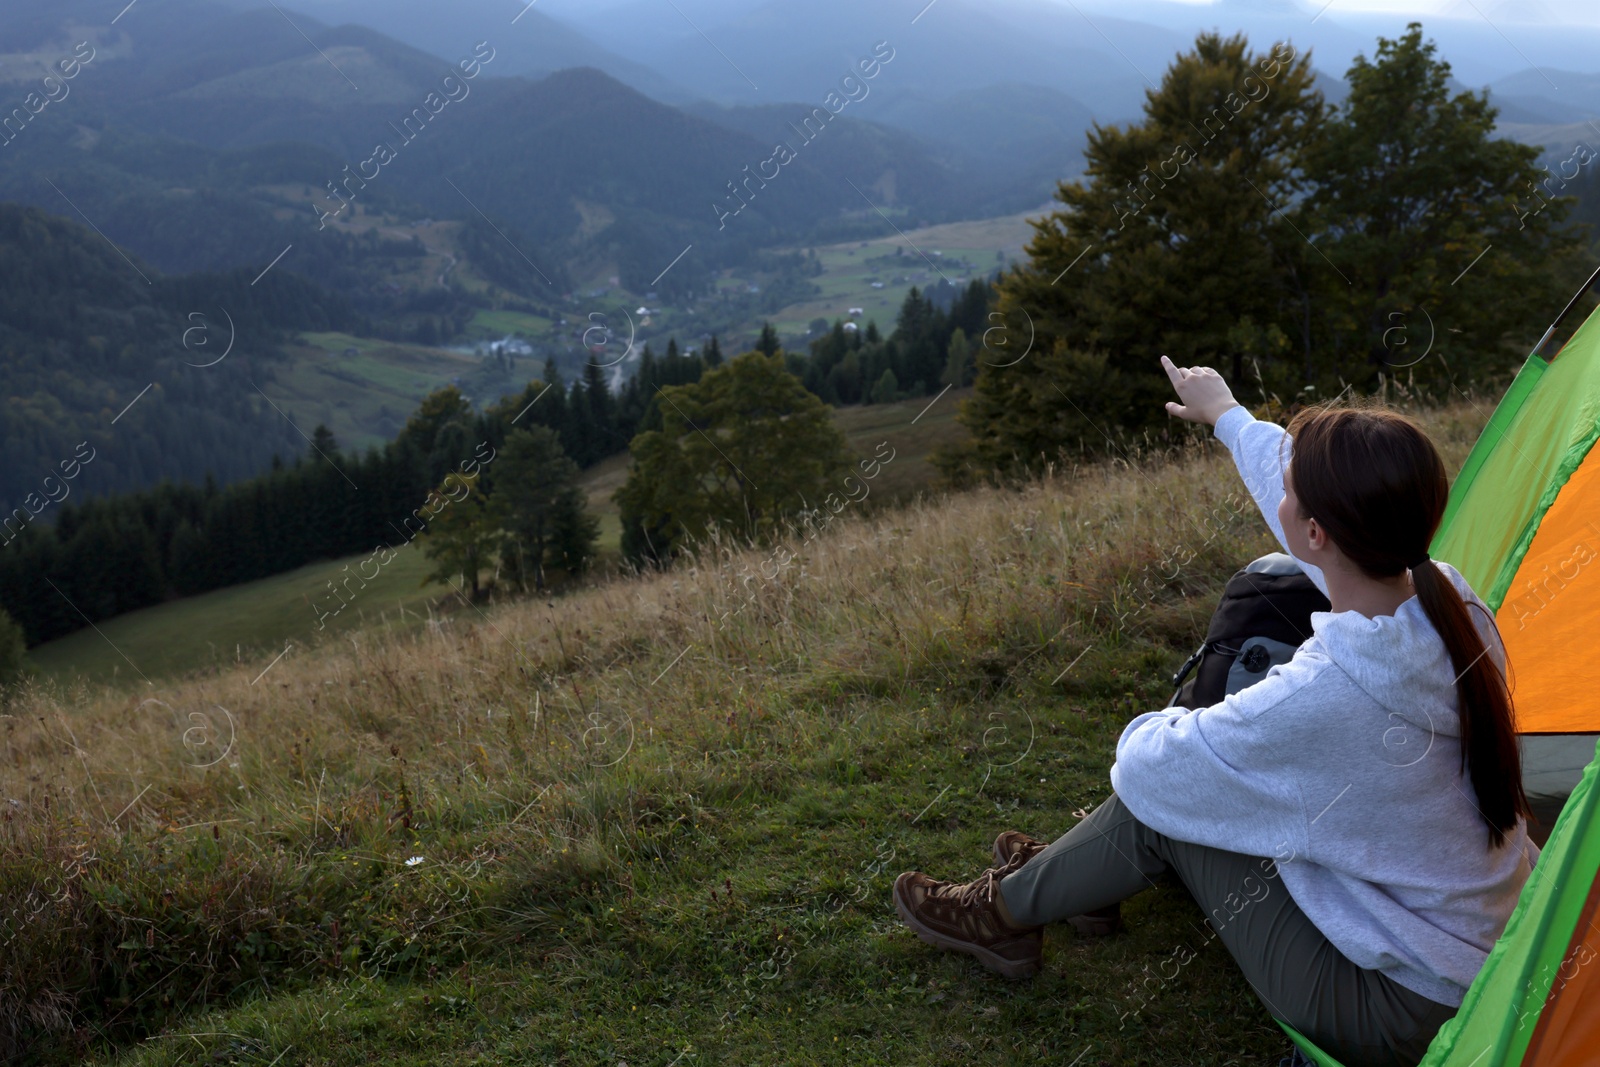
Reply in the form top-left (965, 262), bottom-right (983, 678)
top-left (1110, 405), bottom-right (1538, 1007)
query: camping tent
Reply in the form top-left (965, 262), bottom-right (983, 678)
top-left (1283, 270), bottom-right (1600, 1065)
top-left (1283, 745), bottom-right (1598, 1066)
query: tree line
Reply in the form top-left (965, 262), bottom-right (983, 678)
top-left (788, 278), bottom-right (992, 405)
top-left (0, 260), bottom-right (988, 650)
top-left (0, 339), bottom-right (717, 646)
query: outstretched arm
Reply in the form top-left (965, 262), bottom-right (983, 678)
top-left (1161, 356), bottom-right (1329, 598)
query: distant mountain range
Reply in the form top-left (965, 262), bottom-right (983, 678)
top-left (274, 0), bottom-right (1600, 203)
top-left (0, 0), bottom-right (1016, 298)
top-left (3, 0), bottom-right (1591, 302)
top-left (1, 0), bottom-right (1596, 517)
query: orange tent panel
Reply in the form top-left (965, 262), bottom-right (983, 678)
top-left (1496, 447), bottom-right (1600, 734)
top-left (1518, 875), bottom-right (1600, 1066)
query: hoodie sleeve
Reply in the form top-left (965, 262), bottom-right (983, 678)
top-left (1213, 406), bottom-right (1330, 599)
top-left (1111, 662), bottom-right (1315, 863)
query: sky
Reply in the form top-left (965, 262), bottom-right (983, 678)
top-left (1112, 0), bottom-right (1600, 26)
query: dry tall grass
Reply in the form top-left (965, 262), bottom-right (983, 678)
top-left (0, 397), bottom-right (1491, 1061)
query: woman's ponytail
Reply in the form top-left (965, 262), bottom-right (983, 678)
top-left (1286, 404), bottom-right (1531, 849)
top-left (1409, 556), bottom-right (1529, 849)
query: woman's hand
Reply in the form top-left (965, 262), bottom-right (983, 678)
top-left (1161, 355), bottom-right (1241, 428)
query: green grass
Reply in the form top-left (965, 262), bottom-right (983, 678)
top-left (279, 334), bottom-right (482, 450)
top-left (467, 309), bottom-right (554, 338)
top-left (79, 682), bottom-right (1294, 1067)
top-left (29, 398), bottom-right (972, 691)
top-left (750, 211), bottom-right (1043, 337)
top-left (11, 400), bottom-right (1491, 1067)
top-left (26, 542), bottom-right (449, 690)
top-left (832, 389), bottom-right (972, 506)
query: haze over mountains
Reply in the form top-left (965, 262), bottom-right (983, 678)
top-left (294, 0), bottom-right (1600, 157)
top-left (2, 0), bottom-right (1597, 517)
top-left (3, 0), bottom-right (1594, 295)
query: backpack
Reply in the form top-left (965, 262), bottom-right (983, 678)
top-left (1167, 553), bottom-right (1330, 709)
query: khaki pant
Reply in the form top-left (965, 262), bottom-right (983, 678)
top-left (998, 793), bottom-right (1459, 1067)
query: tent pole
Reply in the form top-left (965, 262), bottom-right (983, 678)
top-left (1536, 262), bottom-right (1600, 359)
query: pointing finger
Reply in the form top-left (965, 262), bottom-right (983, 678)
top-left (1160, 355), bottom-right (1184, 387)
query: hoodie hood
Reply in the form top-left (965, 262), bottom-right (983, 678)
top-left (1309, 560), bottom-right (1503, 740)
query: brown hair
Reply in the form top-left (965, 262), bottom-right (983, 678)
top-left (1284, 403), bottom-right (1529, 849)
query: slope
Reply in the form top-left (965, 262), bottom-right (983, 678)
top-left (1, 397), bottom-right (1492, 1067)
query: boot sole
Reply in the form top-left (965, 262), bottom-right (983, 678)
top-left (893, 872), bottom-right (1040, 980)
top-left (992, 837), bottom-right (1123, 939)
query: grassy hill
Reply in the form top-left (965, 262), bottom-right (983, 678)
top-left (25, 392), bottom-right (975, 692)
top-left (2, 396), bottom-right (1494, 1065)
top-left (22, 541), bottom-right (447, 691)
top-left (750, 212), bottom-right (1042, 339)
top-left (276, 333), bottom-right (484, 450)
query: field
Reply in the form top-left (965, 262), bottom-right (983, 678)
top-left (755, 210), bottom-right (1048, 337)
top-left (1, 398), bottom-right (1493, 1066)
top-left (467, 309), bottom-right (555, 339)
top-left (272, 334), bottom-right (484, 450)
top-left (27, 394), bottom-right (974, 691)
top-left (24, 540), bottom-right (450, 691)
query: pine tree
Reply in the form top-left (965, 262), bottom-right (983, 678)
top-left (941, 328), bottom-right (974, 389)
top-left (756, 323), bottom-right (780, 357)
top-left (581, 361), bottom-right (615, 464)
top-left (311, 424), bottom-right (339, 458)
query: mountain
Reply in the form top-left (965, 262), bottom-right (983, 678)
top-left (0, 0), bottom-right (988, 298)
top-left (547, 0), bottom-right (1600, 141)
top-left (683, 100), bottom-right (972, 211)
top-left (1489, 93), bottom-right (1597, 127)
top-left (277, 0), bottom-right (693, 102)
top-left (0, 203), bottom-right (358, 517)
top-left (551, 0), bottom-right (1178, 119)
top-left (1489, 69), bottom-right (1600, 128)
top-left (871, 84), bottom-right (1097, 206)
top-left (0, 122), bottom-right (443, 296)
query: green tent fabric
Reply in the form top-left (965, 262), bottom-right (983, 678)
top-left (1277, 739), bottom-right (1600, 1065)
top-left (1277, 280), bottom-right (1600, 1065)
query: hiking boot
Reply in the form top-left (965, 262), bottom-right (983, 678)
top-left (992, 830), bottom-right (1125, 938)
top-left (993, 830), bottom-right (1049, 868)
top-left (893, 865), bottom-right (1043, 979)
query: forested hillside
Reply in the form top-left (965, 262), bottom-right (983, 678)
top-left (0, 334), bottom-right (715, 647)
top-left (0, 204), bottom-right (358, 516)
top-left (0, 2), bottom-right (979, 300)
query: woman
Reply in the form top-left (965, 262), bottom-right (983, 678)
top-left (893, 357), bottom-right (1538, 1067)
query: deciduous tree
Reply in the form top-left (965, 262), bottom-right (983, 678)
top-left (418, 471), bottom-right (500, 599)
top-left (616, 351), bottom-right (851, 561)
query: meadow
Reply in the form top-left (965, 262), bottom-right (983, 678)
top-left (756, 211), bottom-right (1043, 337)
top-left (276, 333), bottom-right (482, 451)
top-left (25, 392), bottom-right (973, 692)
top-left (1, 395), bottom-right (1492, 1066)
